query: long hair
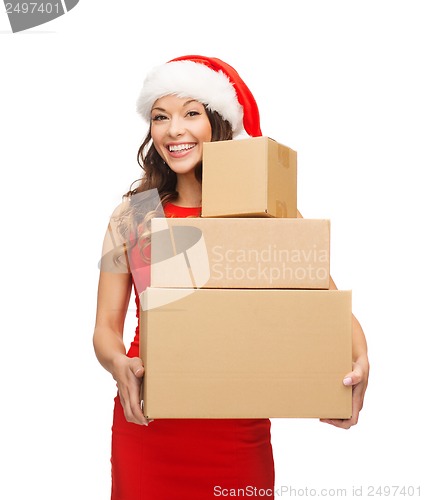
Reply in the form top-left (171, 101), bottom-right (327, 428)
top-left (112, 106), bottom-right (233, 265)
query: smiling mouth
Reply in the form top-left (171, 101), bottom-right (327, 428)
top-left (168, 143), bottom-right (196, 152)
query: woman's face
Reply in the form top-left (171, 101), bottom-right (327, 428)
top-left (150, 94), bottom-right (212, 176)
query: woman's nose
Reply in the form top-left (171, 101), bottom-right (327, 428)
top-left (167, 116), bottom-right (185, 137)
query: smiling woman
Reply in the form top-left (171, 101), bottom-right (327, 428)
top-left (93, 54), bottom-right (369, 500)
top-left (92, 55), bottom-right (275, 499)
top-left (149, 96), bottom-right (212, 187)
top-left (129, 76), bottom-right (237, 209)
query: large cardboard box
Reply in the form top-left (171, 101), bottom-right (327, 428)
top-left (140, 288), bottom-right (352, 419)
top-left (202, 136), bottom-right (297, 218)
top-left (150, 217), bottom-right (330, 289)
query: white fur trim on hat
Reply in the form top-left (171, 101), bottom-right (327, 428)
top-left (136, 60), bottom-right (244, 135)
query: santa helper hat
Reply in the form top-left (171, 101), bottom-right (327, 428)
top-left (136, 55), bottom-right (262, 138)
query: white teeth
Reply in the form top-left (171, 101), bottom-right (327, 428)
top-left (168, 144), bottom-right (195, 152)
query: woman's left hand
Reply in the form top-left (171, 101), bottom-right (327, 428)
top-left (320, 354), bottom-right (369, 429)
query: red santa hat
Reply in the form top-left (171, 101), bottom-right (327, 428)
top-left (136, 55), bottom-right (262, 137)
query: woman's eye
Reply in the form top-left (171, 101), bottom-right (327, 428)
top-left (152, 114), bottom-right (167, 121)
top-left (187, 110), bottom-right (200, 117)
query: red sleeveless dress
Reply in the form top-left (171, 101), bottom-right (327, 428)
top-left (110, 203), bottom-right (275, 499)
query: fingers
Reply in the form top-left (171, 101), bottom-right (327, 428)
top-left (131, 357), bottom-right (145, 379)
top-left (320, 417), bottom-right (357, 430)
top-left (320, 385), bottom-right (362, 428)
top-left (115, 357), bottom-right (151, 426)
top-left (345, 355), bottom-right (370, 387)
top-left (343, 365), bottom-right (363, 387)
top-left (126, 397), bottom-right (150, 426)
top-left (320, 366), bottom-right (367, 430)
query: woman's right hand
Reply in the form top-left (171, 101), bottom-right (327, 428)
top-left (93, 271), bottom-right (152, 426)
top-left (112, 354), bottom-right (151, 426)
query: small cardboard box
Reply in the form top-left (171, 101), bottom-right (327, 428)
top-left (139, 288), bottom-right (352, 419)
top-left (150, 217), bottom-right (330, 289)
top-left (201, 136), bottom-right (297, 218)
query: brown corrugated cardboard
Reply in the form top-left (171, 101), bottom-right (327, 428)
top-left (150, 217), bottom-right (330, 289)
top-left (139, 288), bottom-right (352, 419)
top-left (201, 136), bottom-right (297, 218)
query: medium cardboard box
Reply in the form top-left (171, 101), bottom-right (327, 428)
top-left (201, 136), bottom-right (297, 218)
top-left (139, 288), bottom-right (352, 419)
top-left (150, 217), bottom-right (330, 289)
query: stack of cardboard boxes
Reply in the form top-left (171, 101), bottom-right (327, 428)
top-left (140, 137), bottom-right (352, 420)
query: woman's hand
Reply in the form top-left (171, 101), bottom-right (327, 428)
top-left (321, 354), bottom-right (369, 429)
top-left (112, 354), bottom-right (151, 426)
top-left (93, 272), bottom-right (152, 426)
top-left (320, 275), bottom-right (369, 430)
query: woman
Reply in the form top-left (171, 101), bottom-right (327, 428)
top-left (93, 55), bottom-right (369, 499)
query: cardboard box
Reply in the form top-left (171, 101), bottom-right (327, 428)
top-left (150, 217), bottom-right (330, 289)
top-left (139, 288), bottom-right (352, 419)
top-left (201, 136), bottom-right (297, 218)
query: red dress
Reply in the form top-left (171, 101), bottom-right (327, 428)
top-left (110, 203), bottom-right (275, 499)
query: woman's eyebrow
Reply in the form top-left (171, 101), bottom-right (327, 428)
top-left (151, 100), bottom-right (199, 113)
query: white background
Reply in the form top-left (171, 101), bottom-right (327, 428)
top-left (1, 1), bottom-right (423, 498)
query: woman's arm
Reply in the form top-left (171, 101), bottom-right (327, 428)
top-left (93, 271), bottom-right (150, 426)
top-left (297, 209), bottom-right (370, 428)
top-left (320, 277), bottom-right (369, 429)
